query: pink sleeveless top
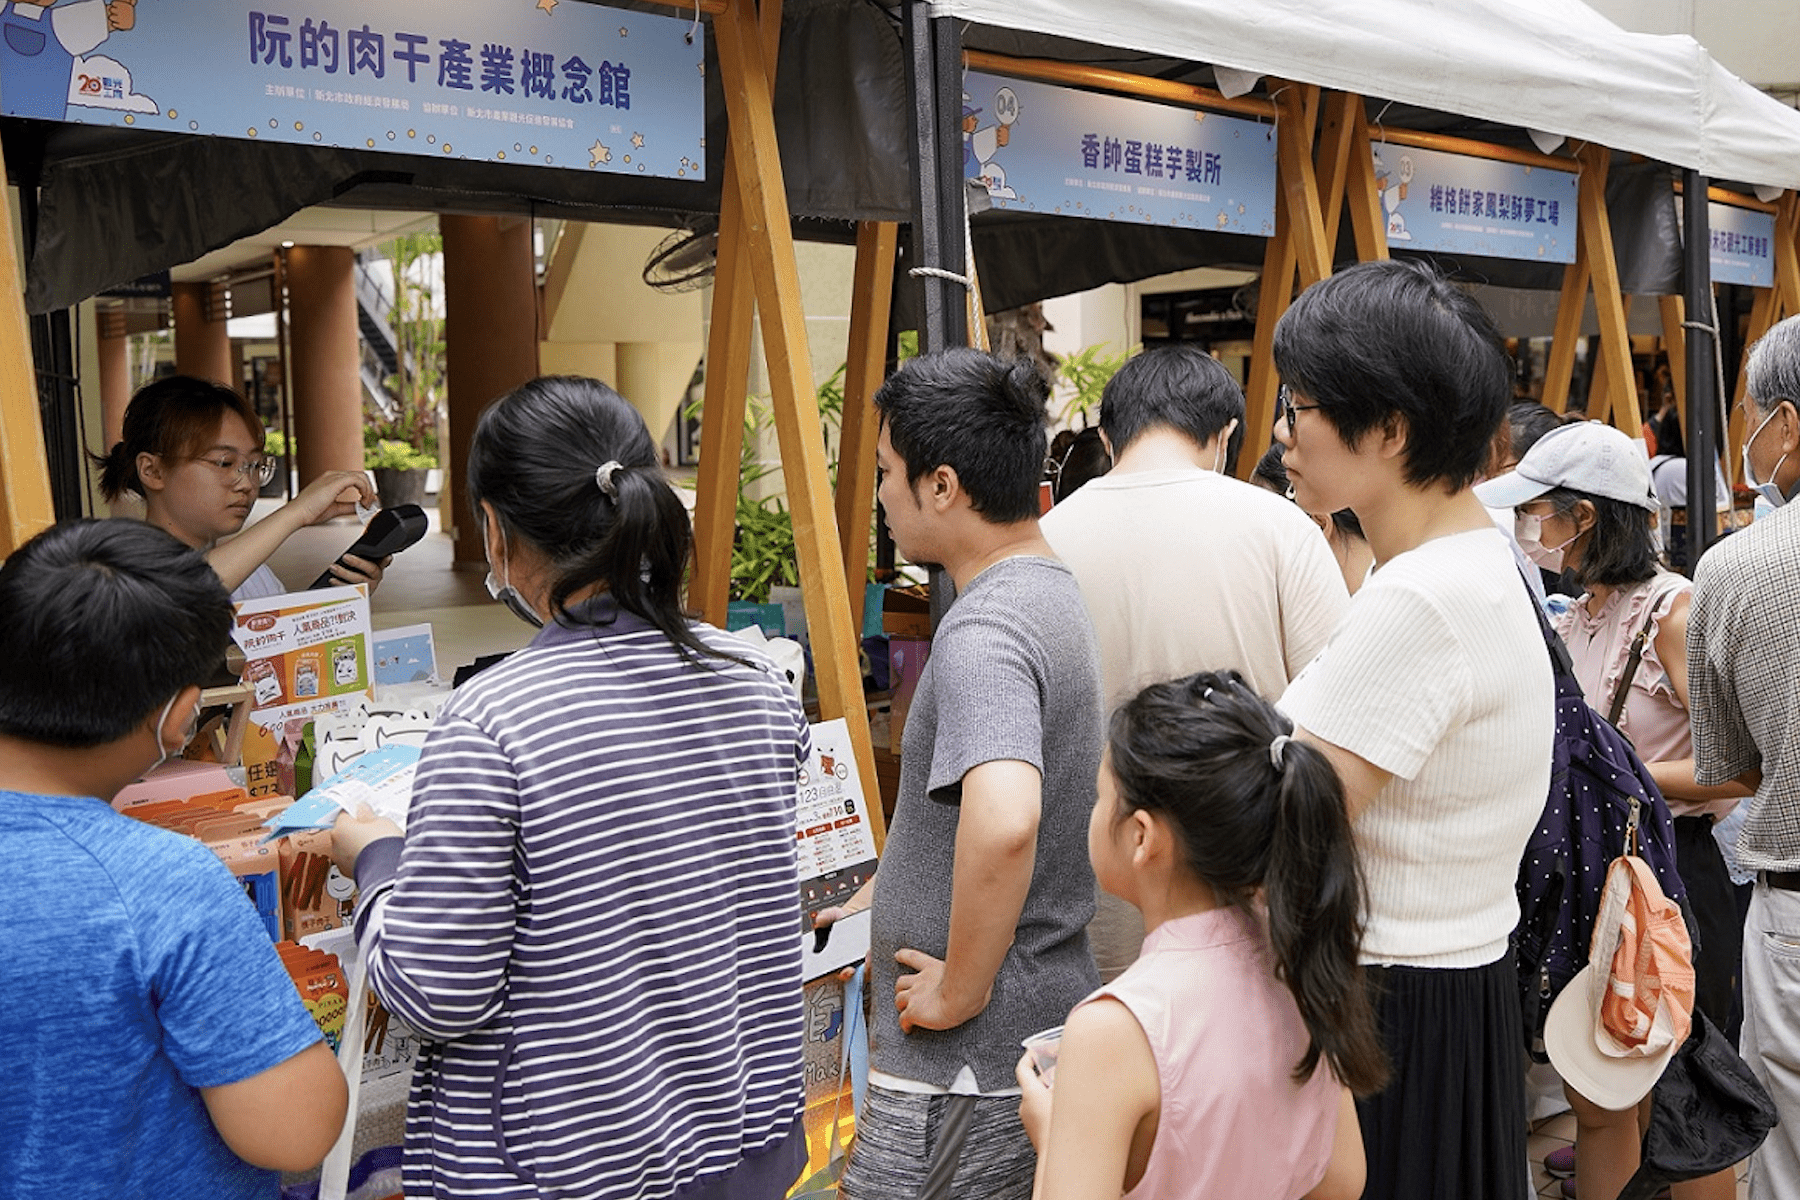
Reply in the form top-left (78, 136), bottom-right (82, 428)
top-left (1553, 572), bottom-right (1724, 818)
top-left (1087, 907), bottom-right (1339, 1200)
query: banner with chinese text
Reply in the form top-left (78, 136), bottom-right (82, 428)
top-left (1705, 200), bottom-right (1776, 288)
top-left (1375, 143), bottom-right (1576, 262)
top-left (0, 0), bottom-right (704, 178)
top-left (961, 69), bottom-right (1276, 234)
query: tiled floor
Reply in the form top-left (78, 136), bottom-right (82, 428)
top-left (1529, 1109), bottom-right (1752, 1199)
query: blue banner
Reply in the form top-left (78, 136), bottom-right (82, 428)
top-left (0, 0), bottom-right (704, 178)
top-left (1376, 144), bottom-right (1576, 263)
top-left (961, 69), bottom-right (1276, 235)
top-left (1707, 201), bottom-right (1776, 288)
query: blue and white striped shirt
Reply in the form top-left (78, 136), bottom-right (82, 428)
top-left (353, 600), bottom-right (809, 1200)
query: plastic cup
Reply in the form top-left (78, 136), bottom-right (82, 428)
top-left (1020, 1025), bottom-right (1065, 1087)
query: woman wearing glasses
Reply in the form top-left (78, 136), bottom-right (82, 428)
top-left (1270, 261), bottom-right (1556, 1200)
top-left (96, 376), bottom-right (382, 600)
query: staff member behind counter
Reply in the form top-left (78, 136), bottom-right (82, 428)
top-left (95, 376), bottom-right (388, 601)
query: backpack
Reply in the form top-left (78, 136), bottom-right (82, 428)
top-left (1512, 583), bottom-right (1688, 1062)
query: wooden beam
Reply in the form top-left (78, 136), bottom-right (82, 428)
top-left (1658, 293), bottom-right (1687, 434)
top-left (0, 187), bottom-right (55, 554)
top-left (689, 0), bottom-right (784, 627)
top-left (835, 221), bottom-right (897, 602)
top-left (1343, 96), bottom-right (1391, 263)
top-left (1373, 127), bottom-right (1578, 173)
top-left (1544, 256), bottom-right (1590, 415)
top-left (715, 0), bottom-right (883, 846)
top-left (960, 49), bottom-right (1277, 120)
top-left (1575, 145), bottom-right (1640, 437)
top-left (1272, 82), bottom-right (1331, 288)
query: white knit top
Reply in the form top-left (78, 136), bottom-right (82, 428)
top-left (1280, 528), bottom-right (1555, 968)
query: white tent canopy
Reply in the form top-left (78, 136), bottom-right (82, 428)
top-left (932, 0), bottom-right (1800, 190)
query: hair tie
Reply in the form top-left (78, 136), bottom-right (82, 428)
top-left (1269, 734), bottom-right (1292, 770)
top-left (594, 460), bottom-right (624, 498)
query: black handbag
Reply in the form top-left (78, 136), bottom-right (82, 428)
top-left (1616, 1013), bottom-right (1779, 1200)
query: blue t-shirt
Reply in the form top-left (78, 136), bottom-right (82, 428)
top-left (0, 790), bottom-right (325, 1200)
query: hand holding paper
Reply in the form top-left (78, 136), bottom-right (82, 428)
top-left (329, 807), bottom-right (402, 877)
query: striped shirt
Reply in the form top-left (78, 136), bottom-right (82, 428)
top-left (353, 600), bottom-right (809, 1200)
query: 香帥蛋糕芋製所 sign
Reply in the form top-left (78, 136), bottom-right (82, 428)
top-left (0, 0), bottom-right (704, 179)
top-left (961, 68), bottom-right (1277, 235)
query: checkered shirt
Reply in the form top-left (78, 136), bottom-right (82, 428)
top-left (1689, 500), bottom-right (1800, 871)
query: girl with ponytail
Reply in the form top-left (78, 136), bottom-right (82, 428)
top-left (330, 376), bottom-right (810, 1200)
top-left (1016, 670), bottom-right (1384, 1200)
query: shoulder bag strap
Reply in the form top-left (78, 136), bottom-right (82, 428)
top-left (1605, 601), bottom-right (1662, 727)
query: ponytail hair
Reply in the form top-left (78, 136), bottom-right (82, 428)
top-left (91, 376), bottom-right (265, 501)
top-left (466, 375), bottom-right (741, 666)
top-left (1107, 671), bottom-right (1389, 1095)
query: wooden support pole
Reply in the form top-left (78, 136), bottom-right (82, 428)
top-left (1239, 196), bottom-right (1297, 480)
top-left (1545, 258), bottom-right (1590, 414)
top-left (0, 187), bottom-right (56, 553)
top-left (1658, 293), bottom-right (1687, 433)
top-left (1316, 93), bottom-right (1356, 258)
top-left (690, 0), bottom-right (784, 627)
top-left (1344, 96), bottom-right (1391, 263)
top-left (1272, 82), bottom-right (1331, 288)
top-left (835, 221), bottom-right (897, 602)
top-left (1588, 293), bottom-right (1633, 429)
top-left (715, 0), bottom-right (883, 845)
top-left (1773, 192), bottom-right (1800, 324)
top-left (1575, 145), bottom-right (1640, 437)
top-left (690, 167), bottom-right (757, 626)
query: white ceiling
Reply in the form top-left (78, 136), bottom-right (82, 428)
top-left (169, 206), bottom-right (437, 283)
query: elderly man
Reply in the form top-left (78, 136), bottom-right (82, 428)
top-left (1687, 313), bottom-right (1800, 1200)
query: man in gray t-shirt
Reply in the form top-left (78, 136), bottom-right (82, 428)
top-left (831, 349), bottom-right (1103, 1200)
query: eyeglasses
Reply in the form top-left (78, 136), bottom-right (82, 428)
top-left (191, 453), bottom-right (277, 486)
top-left (1277, 384), bottom-right (1325, 437)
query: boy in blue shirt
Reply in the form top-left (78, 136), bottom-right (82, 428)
top-left (0, 519), bottom-right (346, 1199)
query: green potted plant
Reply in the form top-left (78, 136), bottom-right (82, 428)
top-left (260, 429), bottom-right (290, 498)
top-left (365, 435), bottom-right (438, 508)
top-left (365, 228), bottom-right (445, 509)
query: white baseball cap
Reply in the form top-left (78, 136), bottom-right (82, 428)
top-left (1475, 420), bottom-right (1658, 512)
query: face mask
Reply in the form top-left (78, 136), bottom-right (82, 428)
top-left (1516, 512), bottom-right (1579, 573)
top-left (148, 693), bottom-right (199, 773)
top-left (1211, 420), bottom-right (1238, 474)
top-left (484, 523), bottom-right (545, 629)
top-left (1742, 405), bottom-right (1793, 510)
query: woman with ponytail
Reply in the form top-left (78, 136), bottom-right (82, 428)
top-left (330, 376), bottom-right (809, 1200)
top-left (1016, 671), bottom-right (1383, 1200)
top-left (96, 375), bottom-right (381, 599)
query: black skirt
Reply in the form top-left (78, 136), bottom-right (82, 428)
top-left (1356, 955), bottom-right (1528, 1200)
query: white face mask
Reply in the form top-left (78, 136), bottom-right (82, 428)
top-left (1516, 511), bottom-right (1579, 573)
top-left (148, 692), bottom-right (199, 773)
top-left (1742, 404), bottom-right (1792, 510)
top-left (484, 523), bottom-right (544, 629)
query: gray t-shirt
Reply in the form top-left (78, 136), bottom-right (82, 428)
top-left (869, 555), bottom-right (1104, 1091)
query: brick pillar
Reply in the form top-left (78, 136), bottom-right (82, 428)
top-left (442, 214), bottom-right (539, 564)
top-left (172, 281), bottom-right (233, 385)
top-left (285, 246), bottom-right (364, 483)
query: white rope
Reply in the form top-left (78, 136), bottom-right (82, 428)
top-left (908, 265), bottom-right (974, 291)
